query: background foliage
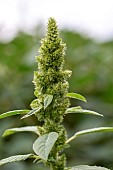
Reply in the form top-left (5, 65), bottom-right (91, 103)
top-left (0, 27), bottom-right (113, 170)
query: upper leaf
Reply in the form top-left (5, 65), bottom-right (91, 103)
top-left (66, 93), bottom-right (87, 102)
top-left (21, 106), bottom-right (42, 119)
top-left (66, 107), bottom-right (103, 117)
top-left (0, 110), bottom-right (30, 119)
top-left (33, 132), bottom-right (58, 161)
top-left (44, 94), bottom-right (53, 109)
top-left (3, 126), bottom-right (39, 137)
top-left (66, 127), bottom-right (113, 143)
top-left (0, 154), bottom-right (33, 166)
top-left (68, 165), bottom-right (110, 170)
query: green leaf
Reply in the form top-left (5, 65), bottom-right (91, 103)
top-left (66, 107), bottom-right (103, 117)
top-left (0, 154), bottom-right (33, 166)
top-left (66, 106), bottom-right (82, 113)
top-left (0, 110), bottom-right (30, 119)
top-left (66, 127), bottom-right (113, 143)
top-left (21, 106), bottom-right (42, 119)
top-left (68, 165), bottom-right (110, 170)
top-left (66, 93), bottom-right (87, 102)
top-left (44, 94), bottom-right (53, 109)
top-left (33, 132), bottom-right (58, 161)
top-left (3, 126), bottom-right (39, 137)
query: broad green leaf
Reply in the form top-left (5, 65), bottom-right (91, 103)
top-left (3, 126), bottom-right (39, 137)
top-left (44, 94), bottom-right (53, 109)
top-left (66, 127), bottom-right (113, 143)
top-left (33, 132), bottom-right (58, 161)
top-left (66, 93), bottom-right (87, 102)
top-left (0, 110), bottom-right (30, 119)
top-left (66, 107), bottom-right (103, 117)
top-left (68, 165), bottom-right (110, 170)
top-left (21, 106), bottom-right (42, 119)
top-left (0, 154), bottom-right (33, 166)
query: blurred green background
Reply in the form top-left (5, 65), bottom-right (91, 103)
top-left (0, 28), bottom-right (113, 170)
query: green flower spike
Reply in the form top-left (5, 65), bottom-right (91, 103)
top-left (0, 18), bottom-right (113, 170)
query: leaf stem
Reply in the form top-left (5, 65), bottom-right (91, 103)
top-left (66, 135), bottom-right (77, 144)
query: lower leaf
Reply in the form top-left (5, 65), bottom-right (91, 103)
top-left (0, 154), bottom-right (33, 166)
top-left (66, 127), bottom-right (113, 143)
top-left (2, 126), bottom-right (39, 137)
top-left (68, 165), bottom-right (110, 170)
top-left (33, 132), bottom-right (58, 161)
